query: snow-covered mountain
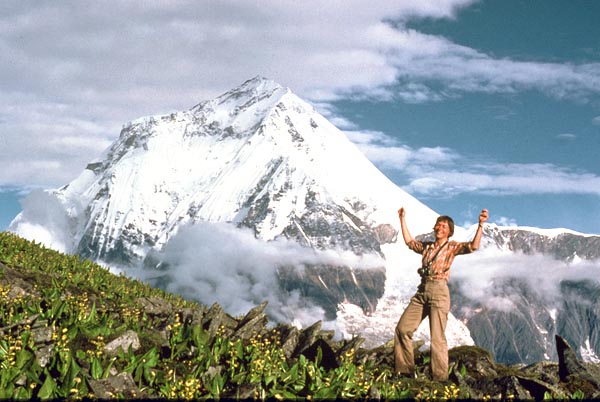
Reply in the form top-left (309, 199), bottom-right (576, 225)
top-left (9, 76), bottom-right (458, 332)
top-left (9, 76), bottom-right (600, 364)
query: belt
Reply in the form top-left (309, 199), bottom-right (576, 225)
top-left (422, 277), bottom-right (447, 283)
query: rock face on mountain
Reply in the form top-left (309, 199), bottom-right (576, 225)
top-left (485, 226), bottom-right (600, 261)
top-left (9, 76), bottom-right (600, 365)
top-left (449, 226), bottom-right (600, 365)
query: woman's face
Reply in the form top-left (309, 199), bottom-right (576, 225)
top-left (434, 220), bottom-right (451, 240)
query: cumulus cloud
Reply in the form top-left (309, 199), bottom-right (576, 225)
top-left (344, 128), bottom-right (600, 198)
top-left (134, 221), bottom-right (383, 326)
top-left (8, 189), bottom-right (83, 252)
top-left (493, 216), bottom-right (518, 227)
top-left (343, 129), bottom-right (460, 173)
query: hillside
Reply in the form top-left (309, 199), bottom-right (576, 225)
top-left (1, 231), bottom-right (599, 400)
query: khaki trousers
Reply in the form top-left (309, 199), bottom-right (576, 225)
top-left (394, 279), bottom-right (450, 381)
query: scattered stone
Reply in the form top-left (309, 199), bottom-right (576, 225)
top-left (233, 302), bottom-right (269, 340)
top-left (104, 330), bottom-right (141, 357)
top-left (88, 372), bottom-right (146, 399)
top-left (135, 296), bottom-right (172, 315)
top-left (278, 324), bottom-right (300, 359)
top-left (293, 320), bottom-right (322, 357)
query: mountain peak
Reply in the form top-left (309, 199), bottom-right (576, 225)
top-left (238, 75), bottom-right (284, 92)
top-left (218, 75), bottom-right (285, 100)
top-left (188, 76), bottom-right (291, 132)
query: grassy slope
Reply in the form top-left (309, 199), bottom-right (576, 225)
top-left (0, 231), bottom-right (426, 399)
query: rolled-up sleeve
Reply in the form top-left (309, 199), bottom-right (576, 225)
top-left (407, 239), bottom-right (425, 254)
top-left (453, 241), bottom-right (474, 255)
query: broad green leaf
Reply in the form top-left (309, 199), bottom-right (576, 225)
top-left (91, 357), bottom-right (103, 380)
top-left (13, 386), bottom-right (31, 400)
top-left (16, 348), bottom-right (34, 370)
top-left (38, 375), bottom-right (57, 399)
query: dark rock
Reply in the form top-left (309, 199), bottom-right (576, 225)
top-left (556, 334), bottom-right (600, 399)
top-left (320, 329), bottom-right (335, 341)
top-left (300, 338), bottom-right (339, 370)
top-left (232, 301), bottom-right (269, 340)
top-left (449, 228), bottom-right (600, 366)
top-left (521, 361), bottom-right (560, 385)
top-left (88, 372), bottom-right (146, 399)
top-left (556, 335), bottom-right (593, 382)
top-left (356, 342), bottom-right (392, 369)
top-left (497, 375), bottom-right (532, 400)
top-left (3, 252), bottom-right (600, 400)
top-left (135, 296), bottom-right (172, 316)
top-left (517, 375), bottom-right (563, 400)
top-left (181, 306), bottom-right (205, 326)
top-left (237, 301), bottom-right (268, 327)
top-left (233, 310), bottom-right (268, 340)
top-left (222, 384), bottom-right (257, 399)
top-left (278, 324), bottom-right (300, 359)
top-left (293, 320), bottom-right (322, 357)
top-left (202, 303), bottom-right (237, 341)
top-left (337, 336), bottom-right (365, 360)
top-left (278, 263), bottom-right (385, 319)
top-left (449, 345), bottom-right (498, 380)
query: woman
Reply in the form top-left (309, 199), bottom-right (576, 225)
top-left (394, 207), bottom-right (489, 381)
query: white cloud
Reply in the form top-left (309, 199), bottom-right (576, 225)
top-left (413, 164), bottom-right (600, 197)
top-left (494, 216), bottom-right (518, 227)
top-left (8, 189), bottom-right (84, 252)
top-left (450, 248), bottom-right (600, 313)
top-left (134, 221), bottom-right (384, 325)
top-left (347, 128), bottom-right (600, 197)
top-left (1, 0), bottom-right (600, 191)
top-left (556, 133), bottom-right (576, 141)
top-left (592, 116), bottom-right (600, 126)
top-left (344, 129), bottom-right (459, 173)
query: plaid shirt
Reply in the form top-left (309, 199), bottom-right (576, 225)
top-left (407, 239), bottom-right (474, 281)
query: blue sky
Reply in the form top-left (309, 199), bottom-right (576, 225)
top-left (1, 0), bottom-right (599, 234)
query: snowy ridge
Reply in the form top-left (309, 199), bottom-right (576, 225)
top-left (492, 224), bottom-right (595, 238)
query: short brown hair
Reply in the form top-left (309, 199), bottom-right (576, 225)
top-left (435, 215), bottom-right (455, 237)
